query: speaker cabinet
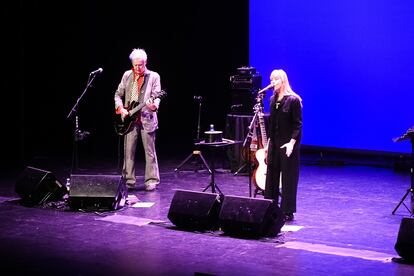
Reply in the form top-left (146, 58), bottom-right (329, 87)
top-left (69, 174), bottom-right (127, 211)
top-left (168, 189), bottom-right (222, 230)
top-left (15, 166), bottom-right (67, 206)
top-left (229, 71), bottom-right (262, 115)
top-left (219, 195), bottom-right (285, 238)
top-left (395, 217), bottom-right (414, 262)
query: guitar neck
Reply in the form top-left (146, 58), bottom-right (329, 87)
top-left (258, 111), bottom-right (267, 148)
top-left (128, 90), bottom-right (166, 116)
top-left (129, 101), bottom-right (147, 117)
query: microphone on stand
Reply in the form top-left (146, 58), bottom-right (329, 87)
top-left (90, 68), bottom-right (103, 75)
top-left (257, 80), bottom-right (280, 94)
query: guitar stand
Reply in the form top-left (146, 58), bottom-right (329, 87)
top-left (254, 188), bottom-right (264, 198)
top-left (233, 137), bottom-right (258, 177)
top-left (392, 128), bottom-right (414, 216)
top-left (233, 163), bottom-right (246, 176)
top-left (233, 158), bottom-right (248, 175)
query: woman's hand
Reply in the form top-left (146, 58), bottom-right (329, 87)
top-left (280, 139), bottom-right (296, 157)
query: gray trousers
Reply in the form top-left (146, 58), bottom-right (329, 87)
top-left (123, 123), bottom-right (160, 186)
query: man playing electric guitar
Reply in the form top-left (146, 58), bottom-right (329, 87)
top-left (114, 48), bottom-right (162, 191)
top-left (114, 90), bottom-right (166, 136)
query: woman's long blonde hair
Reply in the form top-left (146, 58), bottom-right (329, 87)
top-left (270, 69), bottom-right (303, 106)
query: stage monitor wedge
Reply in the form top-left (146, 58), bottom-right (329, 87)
top-left (168, 189), bottom-right (222, 231)
top-left (15, 166), bottom-right (67, 207)
top-left (69, 174), bottom-right (127, 211)
top-left (395, 217), bottom-right (414, 262)
top-left (219, 195), bottom-right (285, 238)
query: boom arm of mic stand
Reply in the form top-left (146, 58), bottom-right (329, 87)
top-left (66, 74), bottom-right (98, 119)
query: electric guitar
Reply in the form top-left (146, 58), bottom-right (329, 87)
top-left (114, 90), bottom-right (167, 136)
top-left (253, 109), bottom-right (268, 190)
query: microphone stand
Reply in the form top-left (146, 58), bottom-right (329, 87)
top-left (240, 90), bottom-right (267, 197)
top-left (66, 72), bottom-right (98, 174)
top-left (241, 102), bottom-right (261, 197)
top-left (174, 96), bottom-right (212, 173)
top-left (196, 97), bottom-right (202, 142)
top-left (392, 127), bottom-right (414, 215)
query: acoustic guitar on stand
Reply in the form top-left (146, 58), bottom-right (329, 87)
top-left (114, 90), bottom-right (167, 136)
top-left (241, 122), bottom-right (259, 163)
top-left (253, 109), bottom-right (268, 190)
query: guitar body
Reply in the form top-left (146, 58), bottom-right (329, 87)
top-left (241, 138), bottom-right (258, 162)
top-left (114, 101), bottom-right (140, 136)
top-left (253, 148), bottom-right (267, 190)
top-left (114, 90), bottom-right (167, 136)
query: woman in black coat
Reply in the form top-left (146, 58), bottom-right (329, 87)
top-left (264, 69), bottom-right (303, 221)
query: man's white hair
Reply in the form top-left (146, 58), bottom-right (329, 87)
top-left (129, 48), bottom-right (147, 61)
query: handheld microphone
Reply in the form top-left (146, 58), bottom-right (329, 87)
top-left (90, 68), bottom-right (103, 75)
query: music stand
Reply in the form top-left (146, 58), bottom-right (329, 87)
top-left (195, 139), bottom-right (240, 194)
top-left (392, 126), bottom-right (414, 215)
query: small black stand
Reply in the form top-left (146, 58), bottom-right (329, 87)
top-left (392, 126), bottom-right (414, 216)
top-left (66, 71), bottom-right (100, 174)
top-left (174, 149), bottom-right (212, 174)
top-left (196, 139), bottom-right (240, 194)
top-left (174, 96), bottom-right (212, 174)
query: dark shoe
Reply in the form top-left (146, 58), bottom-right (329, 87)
top-left (126, 182), bottom-right (136, 189)
top-left (284, 213), bottom-right (294, 221)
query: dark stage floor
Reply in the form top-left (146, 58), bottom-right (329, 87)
top-left (1, 153), bottom-right (414, 276)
